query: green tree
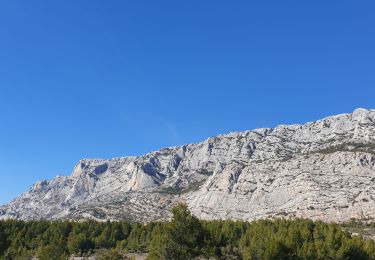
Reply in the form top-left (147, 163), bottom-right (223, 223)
top-left (147, 225), bottom-right (168, 260)
top-left (67, 232), bottom-right (94, 255)
top-left (38, 243), bottom-right (67, 260)
top-left (0, 224), bottom-right (8, 256)
top-left (148, 203), bottom-right (204, 260)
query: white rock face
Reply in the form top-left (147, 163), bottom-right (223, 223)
top-left (2, 108), bottom-right (375, 223)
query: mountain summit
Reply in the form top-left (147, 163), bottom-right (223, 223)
top-left (2, 108), bottom-right (375, 223)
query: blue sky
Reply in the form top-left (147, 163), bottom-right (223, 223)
top-left (0, 1), bottom-right (374, 204)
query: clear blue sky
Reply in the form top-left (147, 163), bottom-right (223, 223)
top-left (0, 1), bottom-right (374, 205)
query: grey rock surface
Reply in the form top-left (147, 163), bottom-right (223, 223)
top-left (2, 108), bottom-right (375, 223)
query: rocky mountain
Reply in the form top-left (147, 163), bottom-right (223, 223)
top-left (2, 108), bottom-right (375, 223)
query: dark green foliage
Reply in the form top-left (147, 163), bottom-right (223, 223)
top-left (0, 222), bottom-right (8, 256)
top-left (38, 241), bottom-right (67, 260)
top-left (0, 205), bottom-right (375, 259)
top-left (148, 204), bottom-right (204, 259)
top-left (67, 232), bottom-right (94, 255)
top-left (200, 220), bottom-right (248, 258)
top-left (238, 219), bottom-right (375, 260)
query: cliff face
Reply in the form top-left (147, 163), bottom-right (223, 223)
top-left (2, 108), bottom-right (375, 223)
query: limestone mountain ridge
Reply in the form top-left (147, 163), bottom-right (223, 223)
top-left (2, 108), bottom-right (375, 223)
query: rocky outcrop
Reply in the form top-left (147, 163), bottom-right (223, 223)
top-left (2, 108), bottom-right (375, 223)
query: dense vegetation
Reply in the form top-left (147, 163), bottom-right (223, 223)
top-left (0, 204), bottom-right (375, 259)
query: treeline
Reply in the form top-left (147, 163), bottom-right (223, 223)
top-left (0, 204), bottom-right (375, 259)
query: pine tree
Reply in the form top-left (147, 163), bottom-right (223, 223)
top-left (147, 203), bottom-right (204, 260)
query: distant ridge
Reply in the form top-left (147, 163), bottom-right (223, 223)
top-left (2, 108), bottom-right (375, 223)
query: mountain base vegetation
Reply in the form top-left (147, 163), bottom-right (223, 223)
top-left (1, 204), bottom-right (375, 259)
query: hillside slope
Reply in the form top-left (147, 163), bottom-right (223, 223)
top-left (2, 108), bottom-right (375, 223)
